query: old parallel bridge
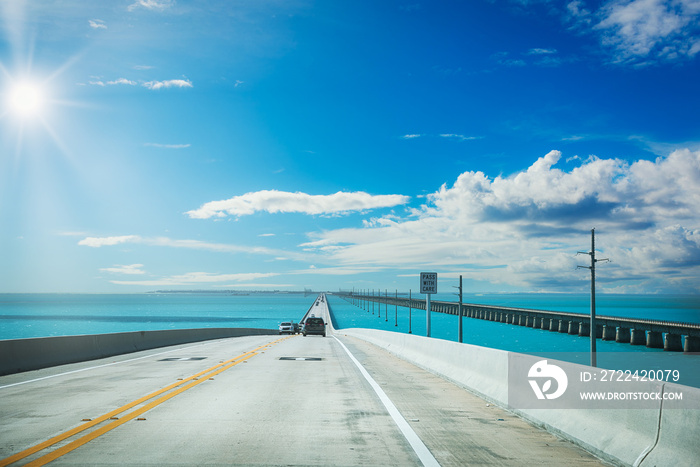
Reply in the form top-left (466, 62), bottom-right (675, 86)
top-left (344, 293), bottom-right (700, 353)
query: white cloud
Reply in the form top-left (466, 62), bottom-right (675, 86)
top-left (86, 78), bottom-right (192, 90)
top-left (404, 133), bottom-right (482, 141)
top-left (79, 235), bottom-right (140, 247)
top-left (527, 48), bottom-right (557, 55)
top-left (186, 190), bottom-right (410, 219)
top-left (439, 134), bottom-right (482, 141)
top-left (127, 0), bottom-right (174, 12)
top-left (143, 79), bottom-right (193, 90)
top-left (567, 0), bottom-right (592, 22)
top-left (301, 149), bottom-right (700, 293)
top-left (111, 271), bottom-right (278, 286)
top-left (100, 264), bottom-right (146, 275)
top-left (107, 78), bottom-right (137, 86)
top-left (87, 78), bottom-right (136, 87)
top-left (77, 235), bottom-right (313, 262)
top-left (77, 151), bottom-right (700, 292)
top-left (564, 0), bottom-right (700, 64)
top-left (88, 19), bottom-right (106, 29)
top-left (144, 143), bottom-right (191, 149)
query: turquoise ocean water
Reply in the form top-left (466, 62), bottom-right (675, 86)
top-left (2, 292), bottom-right (698, 387)
top-left (0, 293), bottom-right (313, 340)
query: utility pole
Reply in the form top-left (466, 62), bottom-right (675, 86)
top-left (395, 289), bottom-right (398, 326)
top-left (385, 289), bottom-right (388, 322)
top-left (453, 275), bottom-right (463, 343)
top-left (578, 228), bottom-right (608, 368)
top-left (408, 289), bottom-right (412, 334)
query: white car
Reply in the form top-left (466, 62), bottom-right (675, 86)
top-left (278, 322), bottom-right (295, 335)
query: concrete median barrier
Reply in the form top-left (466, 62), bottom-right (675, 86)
top-left (0, 328), bottom-right (277, 376)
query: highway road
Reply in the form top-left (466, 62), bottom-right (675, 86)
top-left (0, 319), bottom-right (605, 465)
top-left (0, 334), bottom-right (600, 466)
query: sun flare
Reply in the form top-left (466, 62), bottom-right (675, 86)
top-left (7, 81), bottom-right (45, 118)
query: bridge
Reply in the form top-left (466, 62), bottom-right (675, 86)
top-left (0, 294), bottom-right (697, 466)
top-left (342, 293), bottom-right (700, 352)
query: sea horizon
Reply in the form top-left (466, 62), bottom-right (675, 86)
top-left (2, 291), bottom-right (698, 341)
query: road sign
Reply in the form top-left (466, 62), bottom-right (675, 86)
top-left (420, 272), bottom-right (437, 337)
top-left (420, 272), bottom-right (437, 294)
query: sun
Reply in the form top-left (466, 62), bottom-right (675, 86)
top-left (7, 81), bottom-right (45, 118)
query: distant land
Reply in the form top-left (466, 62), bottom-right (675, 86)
top-left (147, 290), bottom-right (319, 295)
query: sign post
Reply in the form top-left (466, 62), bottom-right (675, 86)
top-left (420, 272), bottom-right (437, 337)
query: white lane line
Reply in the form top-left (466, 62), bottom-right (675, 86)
top-left (332, 336), bottom-right (440, 467)
top-left (0, 339), bottom-right (226, 390)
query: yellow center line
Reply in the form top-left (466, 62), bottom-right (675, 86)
top-left (0, 336), bottom-right (290, 467)
top-left (25, 353), bottom-right (257, 467)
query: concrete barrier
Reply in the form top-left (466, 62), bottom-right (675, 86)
top-left (636, 381), bottom-right (700, 467)
top-left (0, 328), bottom-right (277, 376)
top-left (336, 327), bottom-right (700, 467)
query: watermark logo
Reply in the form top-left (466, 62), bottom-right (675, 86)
top-left (528, 360), bottom-right (568, 400)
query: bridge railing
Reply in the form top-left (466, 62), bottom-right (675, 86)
top-left (339, 293), bottom-right (700, 352)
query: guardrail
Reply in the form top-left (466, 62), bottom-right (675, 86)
top-left (340, 294), bottom-right (700, 352)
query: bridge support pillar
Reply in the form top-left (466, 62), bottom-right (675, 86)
top-left (630, 329), bottom-right (646, 345)
top-left (540, 318), bottom-right (548, 329)
top-left (568, 321), bottom-right (579, 335)
top-left (646, 331), bottom-right (664, 349)
top-left (578, 322), bottom-right (589, 337)
top-left (501, 313), bottom-right (507, 323)
top-left (558, 320), bottom-right (568, 333)
top-left (684, 335), bottom-right (700, 353)
top-left (549, 319), bottom-right (558, 331)
top-left (602, 325), bottom-right (616, 341)
top-left (616, 327), bottom-right (631, 343)
top-left (664, 333), bottom-right (683, 352)
top-left (531, 317), bottom-right (540, 328)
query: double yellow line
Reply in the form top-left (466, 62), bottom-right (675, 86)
top-left (1, 337), bottom-right (289, 467)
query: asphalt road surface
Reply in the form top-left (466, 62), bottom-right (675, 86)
top-left (1, 332), bottom-right (605, 466)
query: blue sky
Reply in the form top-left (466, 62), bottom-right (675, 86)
top-left (1, 0), bottom-right (699, 294)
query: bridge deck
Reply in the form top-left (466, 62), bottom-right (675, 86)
top-left (0, 333), bottom-right (604, 466)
